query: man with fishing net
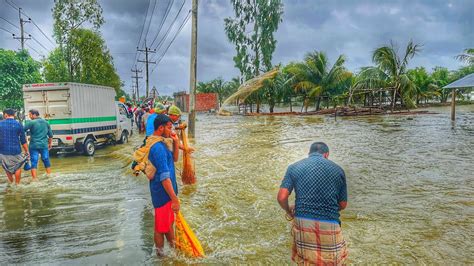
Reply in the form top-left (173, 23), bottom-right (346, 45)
top-left (277, 142), bottom-right (348, 265)
top-left (147, 114), bottom-right (180, 256)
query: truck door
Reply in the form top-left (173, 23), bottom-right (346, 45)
top-left (116, 103), bottom-right (131, 142)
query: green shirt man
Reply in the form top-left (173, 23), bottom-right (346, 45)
top-left (24, 117), bottom-right (53, 150)
top-left (24, 109), bottom-right (53, 180)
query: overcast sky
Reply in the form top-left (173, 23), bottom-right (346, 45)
top-left (1, 0), bottom-right (473, 96)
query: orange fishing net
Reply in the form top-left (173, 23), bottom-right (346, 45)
top-left (175, 211), bottom-right (205, 258)
top-left (180, 127), bottom-right (195, 184)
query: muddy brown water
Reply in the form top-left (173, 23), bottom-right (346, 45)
top-left (0, 105), bottom-right (473, 264)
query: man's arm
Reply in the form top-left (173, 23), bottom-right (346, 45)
top-left (19, 124), bottom-right (29, 155)
top-left (162, 178), bottom-right (180, 213)
top-left (338, 169), bottom-right (348, 211)
top-left (47, 123), bottom-right (53, 150)
top-left (277, 188), bottom-right (294, 218)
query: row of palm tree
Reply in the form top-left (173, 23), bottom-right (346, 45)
top-left (198, 42), bottom-right (473, 113)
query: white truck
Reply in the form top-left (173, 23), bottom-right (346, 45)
top-left (23, 82), bottom-right (132, 156)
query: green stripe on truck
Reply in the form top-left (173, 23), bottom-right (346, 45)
top-left (47, 116), bottom-right (117, 125)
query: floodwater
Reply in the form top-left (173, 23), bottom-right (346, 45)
top-left (0, 105), bottom-right (473, 264)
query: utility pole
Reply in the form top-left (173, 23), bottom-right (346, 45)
top-left (131, 66), bottom-right (143, 102)
top-left (188, 0), bottom-right (198, 138)
top-left (137, 40), bottom-right (156, 98)
top-left (13, 8), bottom-right (31, 50)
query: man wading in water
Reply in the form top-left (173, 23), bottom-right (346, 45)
top-left (24, 109), bottom-right (53, 180)
top-left (0, 109), bottom-right (29, 184)
top-left (149, 114), bottom-right (180, 256)
top-left (277, 142), bottom-right (348, 265)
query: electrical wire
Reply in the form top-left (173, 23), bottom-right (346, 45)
top-left (151, 10), bottom-right (191, 74)
top-left (149, 0), bottom-right (174, 47)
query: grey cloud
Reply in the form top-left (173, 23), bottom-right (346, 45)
top-left (0, 0), bottom-right (472, 96)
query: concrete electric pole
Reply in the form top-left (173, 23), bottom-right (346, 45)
top-left (137, 40), bottom-right (156, 98)
top-left (131, 66), bottom-right (143, 102)
top-left (12, 8), bottom-right (30, 50)
top-left (188, 0), bottom-right (198, 138)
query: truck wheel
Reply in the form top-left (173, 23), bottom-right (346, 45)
top-left (119, 131), bottom-right (128, 144)
top-left (83, 139), bottom-right (95, 156)
top-left (50, 150), bottom-right (58, 156)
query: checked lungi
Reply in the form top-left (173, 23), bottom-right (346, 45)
top-left (292, 217), bottom-right (348, 265)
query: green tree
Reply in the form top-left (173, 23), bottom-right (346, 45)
top-left (43, 48), bottom-right (68, 82)
top-left (407, 67), bottom-right (437, 104)
top-left (286, 51), bottom-right (351, 111)
top-left (224, 0), bottom-right (283, 112)
top-left (197, 77), bottom-right (241, 107)
top-left (355, 41), bottom-right (421, 110)
top-left (430, 66), bottom-right (450, 103)
top-left (43, 29), bottom-right (123, 96)
top-left (456, 48), bottom-right (474, 65)
top-left (262, 70), bottom-right (294, 113)
top-left (52, 0), bottom-right (104, 80)
top-left (0, 49), bottom-right (42, 110)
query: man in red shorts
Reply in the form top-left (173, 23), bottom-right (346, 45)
top-left (148, 114), bottom-right (180, 256)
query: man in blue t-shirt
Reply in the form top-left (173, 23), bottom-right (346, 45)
top-left (277, 142), bottom-right (348, 265)
top-left (148, 114), bottom-right (180, 256)
top-left (0, 109), bottom-right (29, 184)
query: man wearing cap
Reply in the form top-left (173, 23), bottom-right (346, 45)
top-left (146, 103), bottom-right (167, 138)
top-left (149, 114), bottom-right (180, 256)
top-left (277, 142), bottom-right (348, 265)
top-left (0, 109), bottom-right (29, 184)
top-left (24, 109), bottom-right (53, 180)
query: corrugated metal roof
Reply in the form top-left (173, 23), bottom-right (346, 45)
top-left (443, 73), bottom-right (474, 89)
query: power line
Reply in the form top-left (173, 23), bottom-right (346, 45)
top-left (149, 0), bottom-right (175, 47)
top-left (132, 0), bottom-right (151, 68)
top-left (7, 0), bottom-right (55, 48)
top-left (0, 26), bottom-right (15, 35)
top-left (151, 1), bottom-right (187, 58)
top-left (0, 16), bottom-right (19, 29)
top-left (151, 10), bottom-right (191, 73)
top-left (142, 0), bottom-right (157, 44)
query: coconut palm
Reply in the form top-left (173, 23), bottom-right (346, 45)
top-left (456, 48), bottom-right (474, 65)
top-left (354, 41), bottom-right (421, 110)
top-left (286, 51), bottom-right (351, 111)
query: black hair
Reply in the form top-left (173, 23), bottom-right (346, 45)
top-left (3, 109), bottom-right (16, 116)
top-left (29, 109), bottom-right (40, 116)
top-left (309, 142), bottom-right (329, 154)
top-left (154, 114), bottom-right (171, 131)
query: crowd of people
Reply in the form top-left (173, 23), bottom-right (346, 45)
top-left (1, 100), bottom-right (350, 264)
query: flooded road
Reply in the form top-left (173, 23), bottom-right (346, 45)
top-left (1, 105), bottom-right (473, 264)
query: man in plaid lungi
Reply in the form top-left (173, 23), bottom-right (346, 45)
top-left (277, 142), bottom-right (348, 265)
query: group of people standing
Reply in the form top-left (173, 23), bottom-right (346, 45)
top-left (0, 108), bottom-right (53, 185)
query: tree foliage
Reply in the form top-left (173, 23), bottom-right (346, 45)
top-left (286, 51), bottom-right (351, 111)
top-left (197, 77), bottom-right (241, 106)
top-left (43, 29), bottom-right (123, 96)
top-left (355, 41), bottom-right (421, 109)
top-left (52, 0), bottom-right (104, 80)
top-left (0, 49), bottom-right (42, 110)
top-left (224, 0), bottom-right (283, 80)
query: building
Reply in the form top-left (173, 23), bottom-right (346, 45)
top-left (173, 91), bottom-right (219, 112)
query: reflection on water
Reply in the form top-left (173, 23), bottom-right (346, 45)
top-left (0, 105), bottom-right (473, 264)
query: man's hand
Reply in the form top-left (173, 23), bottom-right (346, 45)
top-left (171, 198), bottom-right (180, 213)
top-left (48, 143), bottom-right (52, 150)
top-left (287, 205), bottom-right (295, 219)
top-left (170, 131), bottom-right (179, 143)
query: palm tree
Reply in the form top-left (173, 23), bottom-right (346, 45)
top-left (262, 71), bottom-right (295, 113)
top-left (456, 48), bottom-right (474, 65)
top-left (286, 51), bottom-right (351, 111)
top-left (354, 41), bottom-right (421, 110)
